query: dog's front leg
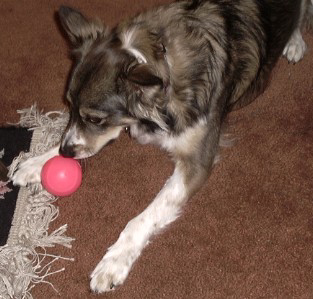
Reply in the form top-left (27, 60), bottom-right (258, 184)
top-left (11, 145), bottom-right (59, 186)
top-left (90, 154), bottom-right (211, 293)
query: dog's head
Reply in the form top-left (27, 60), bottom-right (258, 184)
top-left (58, 6), bottom-right (169, 159)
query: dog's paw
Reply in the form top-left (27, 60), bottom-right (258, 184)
top-left (283, 30), bottom-right (307, 63)
top-left (90, 249), bottom-right (134, 293)
top-left (11, 156), bottom-right (43, 186)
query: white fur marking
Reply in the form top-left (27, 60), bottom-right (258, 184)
top-left (122, 29), bottom-right (147, 64)
top-left (62, 125), bottom-right (86, 147)
top-left (161, 118), bottom-right (208, 152)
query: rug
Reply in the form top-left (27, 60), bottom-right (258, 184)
top-left (0, 127), bottom-right (32, 246)
top-left (0, 107), bottom-right (74, 299)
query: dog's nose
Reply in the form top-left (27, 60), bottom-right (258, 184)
top-left (59, 145), bottom-right (76, 158)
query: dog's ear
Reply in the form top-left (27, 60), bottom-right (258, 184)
top-left (127, 64), bottom-right (163, 87)
top-left (58, 6), bottom-right (105, 47)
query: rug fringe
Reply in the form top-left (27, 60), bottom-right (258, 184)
top-left (0, 105), bottom-right (74, 299)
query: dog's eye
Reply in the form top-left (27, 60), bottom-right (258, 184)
top-left (85, 116), bottom-right (103, 125)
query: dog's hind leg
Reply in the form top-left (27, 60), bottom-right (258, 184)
top-left (283, 28), bottom-right (307, 63)
top-left (283, 0), bottom-right (310, 63)
top-left (90, 118), bottom-right (220, 293)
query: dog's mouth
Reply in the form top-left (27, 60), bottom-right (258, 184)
top-left (59, 145), bottom-right (94, 160)
top-left (71, 152), bottom-right (94, 160)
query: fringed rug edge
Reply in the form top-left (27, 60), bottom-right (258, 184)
top-left (0, 105), bottom-right (75, 299)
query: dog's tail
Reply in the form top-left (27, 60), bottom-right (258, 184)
top-left (303, 0), bottom-right (313, 31)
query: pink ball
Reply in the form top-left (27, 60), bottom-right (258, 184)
top-left (41, 155), bottom-right (82, 197)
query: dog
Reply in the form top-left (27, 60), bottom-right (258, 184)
top-left (11, 0), bottom-right (312, 293)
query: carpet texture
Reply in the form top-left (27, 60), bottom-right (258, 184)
top-left (1, 1), bottom-right (313, 298)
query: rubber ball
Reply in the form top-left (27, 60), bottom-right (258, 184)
top-left (41, 155), bottom-right (82, 197)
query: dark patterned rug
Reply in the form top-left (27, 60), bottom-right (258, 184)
top-left (0, 127), bottom-right (32, 246)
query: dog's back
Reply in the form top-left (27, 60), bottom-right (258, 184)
top-left (118, 0), bottom-right (308, 119)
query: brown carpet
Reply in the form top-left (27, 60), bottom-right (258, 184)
top-left (1, 1), bottom-right (313, 298)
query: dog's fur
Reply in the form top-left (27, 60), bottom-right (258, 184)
top-left (11, 0), bottom-right (312, 293)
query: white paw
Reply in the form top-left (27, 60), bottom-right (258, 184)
top-left (11, 156), bottom-right (43, 186)
top-left (283, 29), bottom-right (307, 63)
top-left (90, 248), bottom-right (135, 293)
